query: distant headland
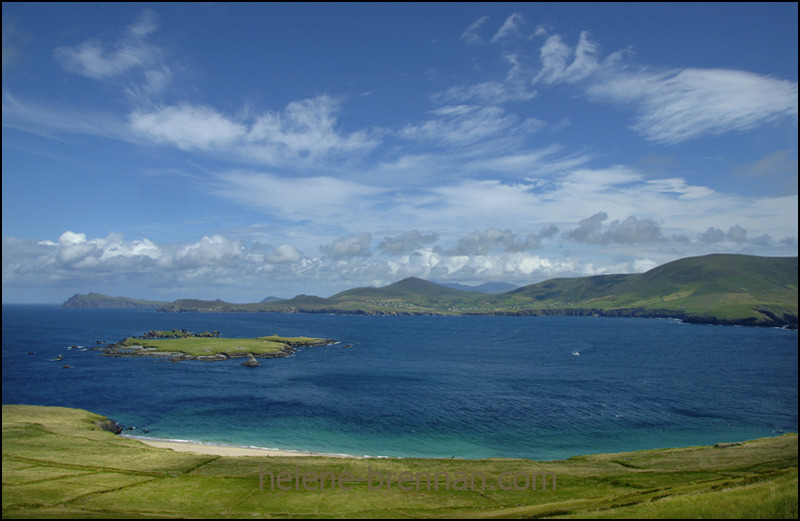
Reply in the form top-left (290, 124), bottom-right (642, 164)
top-left (63, 253), bottom-right (798, 328)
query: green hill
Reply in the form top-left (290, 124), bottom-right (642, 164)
top-left (504, 254), bottom-right (797, 326)
top-left (92, 254), bottom-right (796, 327)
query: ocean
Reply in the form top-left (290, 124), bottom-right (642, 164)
top-left (2, 305), bottom-right (797, 460)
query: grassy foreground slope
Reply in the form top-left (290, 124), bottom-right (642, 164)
top-left (3, 405), bottom-right (797, 519)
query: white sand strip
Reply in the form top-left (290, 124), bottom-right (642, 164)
top-left (135, 438), bottom-right (357, 458)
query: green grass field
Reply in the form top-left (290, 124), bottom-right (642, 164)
top-left (115, 335), bottom-right (330, 358)
top-left (3, 405), bottom-right (797, 518)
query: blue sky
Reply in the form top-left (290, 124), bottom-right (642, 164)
top-left (2, 3), bottom-right (797, 303)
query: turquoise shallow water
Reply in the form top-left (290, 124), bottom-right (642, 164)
top-left (2, 305), bottom-right (797, 459)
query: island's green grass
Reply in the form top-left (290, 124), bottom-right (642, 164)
top-left (117, 335), bottom-right (329, 357)
top-left (3, 405), bottom-right (797, 518)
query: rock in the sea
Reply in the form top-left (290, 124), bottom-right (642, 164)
top-left (241, 354), bottom-right (261, 367)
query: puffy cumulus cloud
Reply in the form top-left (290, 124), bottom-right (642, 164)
top-left (266, 244), bottom-right (304, 264)
top-left (450, 228), bottom-right (516, 255)
top-left (589, 68), bottom-right (798, 144)
top-left (566, 213), bottom-right (665, 244)
top-left (173, 235), bottom-right (248, 268)
top-left (699, 225), bottom-right (775, 247)
top-left (605, 216), bottom-right (665, 244)
top-left (566, 212), bottom-right (608, 244)
top-left (49, 231), bottom-right (164, 268)
top-left (726, 225), bottom-right (748, 243)
top-left (382, 249), bottom-right (659, 287)
top-left (448, 226), bottom-right (558, 255)
top-left (377, 230), bottom-right (439, 254)
top-left (2, 232), bottom-right (311, 294)
top-left (700, 227), bottom-right (726, 244)
top-left (320, 233), bottom-right (373, 259)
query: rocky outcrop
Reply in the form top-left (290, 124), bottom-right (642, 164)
top-left (241, 355), bottom-right (260, 367)
top-left (92, 417), bottom-right (123, 434)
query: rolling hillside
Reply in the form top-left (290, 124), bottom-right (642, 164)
top-left (78, 254), bottom-right (797, 327)
top-left (502, 254), bottom-right (798, 326)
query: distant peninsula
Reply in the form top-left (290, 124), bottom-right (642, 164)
top-left (62, 293), bottom-right (167, 309)
top-left (65, 254), bottom-right (798, 328)
top-left (98, 329), bottom-right (335, 364)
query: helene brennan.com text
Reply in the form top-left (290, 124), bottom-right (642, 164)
top-left (259, 465), bottom-right (557, 492)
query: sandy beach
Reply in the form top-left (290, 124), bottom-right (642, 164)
top-left (133, 438), bottom-right (358, 458)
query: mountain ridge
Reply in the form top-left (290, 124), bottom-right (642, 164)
top-left (65, 254), bottom-right (798, 328)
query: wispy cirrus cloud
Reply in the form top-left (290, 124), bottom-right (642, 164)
top-left (398, 105), bottom-right (520, 147)
top-left (53, 8), bottom-right (172, 107)
top-left (54, 9), bottom-right (161, 80)
top-left (461, 16), bottom-right (490, 45)
top-left (533, 31), bottom-right (608, 85)
top-left (588, 68), bottom-right (798, 144)
top-left (490, 13), bottom-right (526, 43)
top-left (213, 170), bottom-right (386, 224)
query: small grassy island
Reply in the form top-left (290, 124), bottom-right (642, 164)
top-left (100, 329), bottom-right (335, 363)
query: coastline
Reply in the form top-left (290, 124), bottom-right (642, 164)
top-left (126, 435), bottom-right (362, 458)
top-left (4, 405), bottom-right (797, 518)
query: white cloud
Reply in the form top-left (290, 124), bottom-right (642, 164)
top-left (490, 13), bottom-right (526, 43)
top-left (437, 53), bottom-right (538, 104)
top-left (128, 95), bottom-right (380, 163)
top-left (448, 227), bottom-right (557, 255)
top-left (461, 16), bottom-right (490, 45)
top-left (534, 31), bottom-right (602, 85)
top-left (398, 105), bottom-right (520, 147)
top-left (246, 95), bottom-right (379, 160)
top-left (130, 105), bottom-right (247, 150)
top-left (267, 244), bottom-right (304, 264)
top-left (214, 170), bottom-right (386, 223)
top-left (53, 9), bottom-right (162, 81)
top-left (320, 233), bottom-right (373, 258)
top-left (589, 68), bottom-right (798, 144)
top-left (378, 230), bottom-right (439, 254)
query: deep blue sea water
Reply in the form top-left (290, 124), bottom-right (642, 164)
top-left (2, 305), bottom-right (797, 460)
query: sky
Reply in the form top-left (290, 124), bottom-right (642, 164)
top-left (2, 2), bottom-right (798, 303)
